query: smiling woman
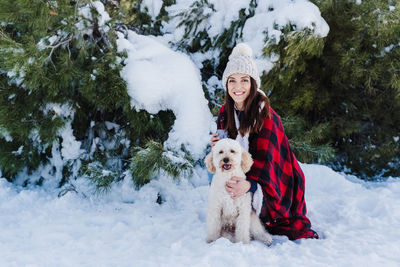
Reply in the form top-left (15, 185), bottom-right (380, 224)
top-left (210, 43), bottom-right (318, 241)
top-left (220, 43), bottom-right (270, 142)
top-left (227, 74), bottom-right (251, 110)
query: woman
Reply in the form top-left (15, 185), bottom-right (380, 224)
top-left (211, 43), bottom-right (318, 240)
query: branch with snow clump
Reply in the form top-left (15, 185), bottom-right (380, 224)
top-left (117, 31), bottom-right (214, 159)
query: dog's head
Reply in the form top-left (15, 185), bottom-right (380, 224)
top-left (205, 138), bottom-right (253, 174)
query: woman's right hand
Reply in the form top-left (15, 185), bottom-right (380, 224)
top-left (211, 133), bottom-right (220, 147)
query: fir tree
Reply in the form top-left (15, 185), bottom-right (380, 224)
top-left (170, 0), bottom-right (334, 163)
top-left (0, 0), bottom-right (180, 189)
top-left (263, 0), bottom-right (400, 179)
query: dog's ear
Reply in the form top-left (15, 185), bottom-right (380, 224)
top-left (241, 149), bottom-right (253, 173)
top-left (205, 152), bottom-right (216, 173)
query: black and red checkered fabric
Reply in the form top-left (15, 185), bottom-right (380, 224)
top-left (218, 105), bottom-right (318, 240)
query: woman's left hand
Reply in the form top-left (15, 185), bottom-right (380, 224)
top-left (225, 177), bottom-right (251, 200)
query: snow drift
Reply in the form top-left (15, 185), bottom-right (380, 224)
top-left (0, 164), bottom-right (399, 266)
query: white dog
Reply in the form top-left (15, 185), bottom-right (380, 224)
top-left (205, 138), bottom-right (273, 245)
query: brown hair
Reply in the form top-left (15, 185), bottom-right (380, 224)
top-left (224, 78), bottom-right (271, 138)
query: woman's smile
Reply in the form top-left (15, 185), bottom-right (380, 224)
top-left (233, 91), bottom-right (245, 95)
top-left (227, 73), bottom-right (251, 109)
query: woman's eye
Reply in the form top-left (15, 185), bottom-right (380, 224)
top-left (242, 79), bottom-right (249, 83)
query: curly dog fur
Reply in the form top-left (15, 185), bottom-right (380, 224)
top-left (205, 138), bottom-right (272, 245)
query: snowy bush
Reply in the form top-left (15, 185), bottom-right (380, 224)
top-left (264, 0), bottom-right (400, 178)
top-left (0, 0), bottom-right (178, 189)
top-left (0, 0), bottom-right (397, 192)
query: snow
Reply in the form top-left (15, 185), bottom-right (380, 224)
top-left (77, 1), bottom-right (110, 35)
top-left (60, 122), bottom-right (84, 161)
top-left (165, 0), bottom-right (329, 75)
top-left (201, 0), bottom-right (251, 38)
top-left (43, 103), bottom-right (83, 161)
top-left (0, 164), bottom-right (399, 266)
top-left (6, 67), bottom-right (25, 87)
top-left (141, 0), bottom-right (164, 20)
top-left (8, 103), bottom-right (84, 188)
top-left (92, 1), bottom-right (111, 29)
top-left (2, 1), bottom-right (399, 266)
top-left (0, 126), bottom-right (13, 142)
top-left (114, 1), bottom-right (329, 159)
top-left (117, 31), bottom-right (214, 159)
top-left (112, 0), bottom-right (330, 160)
top-left (241, 0), bottom-right (329, 72)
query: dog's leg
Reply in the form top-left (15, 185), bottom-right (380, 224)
top-left (206, 205), bottom-right (222, 243)
top-left (250, 211), bottom-right (273, 246)
top-left (235, 204), bottom-right (251, 244)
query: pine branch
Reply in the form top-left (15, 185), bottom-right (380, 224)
top-left (81, 161), bottom-right (124, 194)
top-left (130, 140), bottom-right (194, 188)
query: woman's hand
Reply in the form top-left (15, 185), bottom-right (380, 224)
top-left (225, 177), bottom-right (251, 200)
top-left (211, 132), bottom-right (220, 147)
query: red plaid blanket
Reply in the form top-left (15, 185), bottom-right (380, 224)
top-left (218, 105), bottom-right (318, 240)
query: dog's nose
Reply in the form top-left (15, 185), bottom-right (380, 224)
top-left (223, 157), bottom-right (229, 163)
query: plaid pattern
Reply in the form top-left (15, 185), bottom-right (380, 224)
top-left (218, 106), bottom-right (318, 240)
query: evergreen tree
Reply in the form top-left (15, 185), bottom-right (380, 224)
top-left (118, 0), bottom-right (175, 35)
top-left (2, 0), bottom-right (397, 190)
top-left (173, 0), bottom-right (257, 104)
top-left (263, 0), bottom-right (400, 179)
top-left (0, 0), bottom-right (177, 189)
top-left (169, 0), bottom-right (334, 162)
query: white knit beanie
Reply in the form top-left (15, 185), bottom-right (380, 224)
top-left (222, 43), bottom-right (260, 91)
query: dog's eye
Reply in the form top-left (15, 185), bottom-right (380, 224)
top-left (230, 150), bottom-right (235, 153)
top-left (219, 150), bottom-right (223, 154)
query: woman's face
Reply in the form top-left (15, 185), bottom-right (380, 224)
top-left (227, 73), bottom-right (251, 110)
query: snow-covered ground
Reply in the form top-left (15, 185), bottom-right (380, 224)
top-left (1, 164), bottom-right (399, 267)
top-left (2, 1), bottom-right (398, 266)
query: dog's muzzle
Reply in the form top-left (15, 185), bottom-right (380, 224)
top-left (222, 157), bottom-right (231, 170)
top-left (222, 164), bottom-right (231, 170)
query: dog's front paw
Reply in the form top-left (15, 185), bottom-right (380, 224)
top-left (261, 234), bottom-right (273, 246)
top-left (206, 232), bottom-right (219, 243)
top-left (206, 237), bottom-right (216, 243)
